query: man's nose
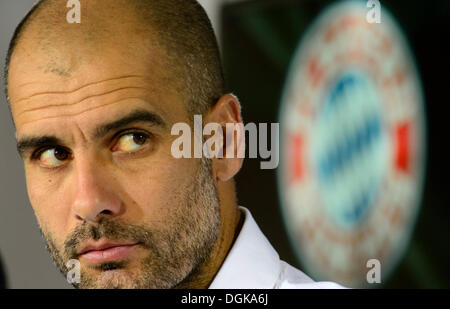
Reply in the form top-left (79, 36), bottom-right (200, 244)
top-left (71, 158), bottom-right (122, 223)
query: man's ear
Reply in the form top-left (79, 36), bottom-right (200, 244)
top-left (203, 94), bottom-right (244, 182)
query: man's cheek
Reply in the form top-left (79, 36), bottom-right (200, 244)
top-left (27, 183), bottom-right (71, 242)
top-left (121, 160), bottom-right (186, 194)
top-left (120, 172), bottom-right (187, 220)
top-left (25, 170), bottom-right (60, 203)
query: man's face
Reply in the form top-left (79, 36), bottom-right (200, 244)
top-left (8, 33), bottom-right (221, 288)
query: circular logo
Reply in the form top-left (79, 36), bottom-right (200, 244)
top-left (278, 0), bottom-right (426, 287)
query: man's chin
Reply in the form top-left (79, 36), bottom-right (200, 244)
top-left (72, 261), bottom-right (181, 289)
top-left (78, 268), bottom-right (141, 289)
top-left (95, 269), bottom-right (136, 289)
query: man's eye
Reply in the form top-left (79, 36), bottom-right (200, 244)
top-left (37, 147), bottom-right (71, 168)
top-left (112, 132), bottom-right (150, 153)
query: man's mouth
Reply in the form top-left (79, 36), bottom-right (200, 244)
top-left (78, 241), bottom-right (139, 264)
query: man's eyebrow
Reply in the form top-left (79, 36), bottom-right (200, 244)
top-left (17, 136), bottom-right (63, 158)
top-left (16, 110), bottom-right (166, 158)
top-left (93, 109), bottom-right (167, 140)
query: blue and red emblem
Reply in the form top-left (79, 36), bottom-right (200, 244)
top-left (278, 0), bottom-right (426, 287)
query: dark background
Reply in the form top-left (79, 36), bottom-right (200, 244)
top-left (222, 0), bottom-right (450, 288)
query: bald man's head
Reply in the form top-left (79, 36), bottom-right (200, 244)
top-left (5, 0), bottom-right (225, 116)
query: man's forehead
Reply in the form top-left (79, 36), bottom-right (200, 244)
top-left (9, 45), bottom-right (173, 121)
top-left (9, 65), bottom-right (187, 146)
top-left (9, 70), bottom-right (185, 143)
top-left (9, 33), bottom-right (165, 90)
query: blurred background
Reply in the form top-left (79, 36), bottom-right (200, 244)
top-left (0, 0), bottom-right (449, 288)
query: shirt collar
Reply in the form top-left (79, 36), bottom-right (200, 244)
top-left (209, 206), bottom-right (281, 289)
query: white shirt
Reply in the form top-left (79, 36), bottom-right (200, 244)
top-left (209, 207), bottom-right (344, 289)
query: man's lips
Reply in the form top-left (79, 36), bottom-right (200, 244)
top-left (78, 241), bottom-right (139, 264)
